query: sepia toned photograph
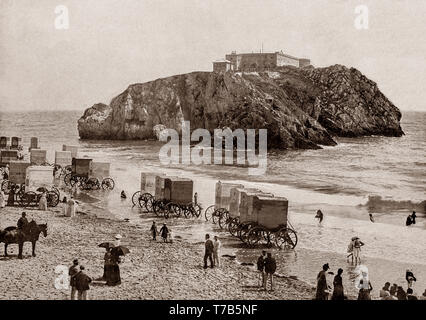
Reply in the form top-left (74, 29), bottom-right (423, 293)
top-left (0, 0), bottom-right (425, 309)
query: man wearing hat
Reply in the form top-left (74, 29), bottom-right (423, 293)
top-left (68, 259), bottom-right (79, 300)
top-left (316, 263), bottom-right (331, 300)
top-left (74, 265), bottom-right (92, 300)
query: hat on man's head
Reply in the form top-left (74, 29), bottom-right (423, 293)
top-left (323, 263), bottom-right (330, 270)
top-left (115, 234), bottom-right (122, 239)
top-left (73, 259), bottom-right (79, 264)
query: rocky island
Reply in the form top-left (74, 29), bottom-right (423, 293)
top-left (78, 65), bottom-right (404, 149)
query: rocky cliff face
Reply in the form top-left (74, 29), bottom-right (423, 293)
top-left (77, 65), bottom-right (404, 149)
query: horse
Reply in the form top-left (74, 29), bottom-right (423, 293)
top-left (0, 221), bottom-right (48, 259)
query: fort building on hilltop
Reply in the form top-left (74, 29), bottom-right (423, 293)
top-left (213, 51), bottom-right (310, 72)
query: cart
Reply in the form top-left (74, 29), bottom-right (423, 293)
top-left (235, 193), bottom-right (297, 249)
top-left (19, 165), bottom-right (60, 207)
top-left (204, 182), bottom-right (244, 228)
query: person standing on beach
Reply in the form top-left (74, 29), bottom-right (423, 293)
top-left (357, 279), bottom-right (373, 300)
top-left (106, 248), bottom-right (122, 286)
top-left (39, 191), bottom-right (47, 211)
top-left (74, 265), bottom-right (92, 300)
top-left (353, 237), bottom-right (364, 265)
top-left (406, 269), bottom-right (416, 288)
top-left (264, 252), bottom-right (277, 291)
top-left (257, 251), bottom-right (267, 287)
top-left (68, 259), bottom-right (79, 300)
top-left (160, 223), bottom-right (169, 243)
top-left (396, 286), bottom-right (407, 300)
top-left (150, 221), bottom-right (158, 241)
top-left (7, 186), bottom-right (15, 206)
top-left (379, 282), bottom-right (391, 298)
top-left (331, 268), bottom-right (345, 300)
top-left (194, 192), bottom-right (198, 206)
top-left (203, 234), bottom-right (214, 269)
top-left (213, 236), bottom-right (221, 267)
top-left (369, 214), bottom-right (375, 223)
top-left (66, 197), bottom-right (77, 217)
top-left (406, 288), bottom-right (418, 300)
top-left (0, 189), bottom-right (5, 208)
top-left (315, 263), bottom-right (331, 300)
top-left (102, 247), bottom-right (113, 281)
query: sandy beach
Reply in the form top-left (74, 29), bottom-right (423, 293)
top-left (0, 204), bottom-right (315, 300)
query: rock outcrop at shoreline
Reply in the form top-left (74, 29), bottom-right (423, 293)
top-left (78, 65), bottom-right (404, 149)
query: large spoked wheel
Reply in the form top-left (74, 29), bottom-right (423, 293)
top-left (228, 217), bottom-right (240, 237)
top-left (20, 191), bottom-right (37, 207)
top-left (246, 226), bottom-right (265, 247)
top-left (132, 191), bottom-right (141, 207)
top-left (47, 191), bottom-right (60, 207)
top-left (101, 178), bottom-right (115, 190)
top-left (64, 173), bottom-right (72, 186)
top-left (218, 209), bottom-right (230, 229)
top-left (138, 193), bottom-right (153, 212)
top-left (85, 178), bottom-right (100, 190)
top-left (275, 227), bottom-right (298, 249)
top-left (190, 203), bottom-right (202, 218)
top-left (204, 205), bottom-right (215, 222)
top-left (237, 221), bottom-right (257, 242)
top-left (153, 200), bottom-right (166, 217)
top-left (167, 203), bottom-right (181, 218)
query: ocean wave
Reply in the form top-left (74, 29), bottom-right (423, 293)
top-left (361, 196), bottom-right (426, 214)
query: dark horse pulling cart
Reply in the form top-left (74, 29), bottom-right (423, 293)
top-left (133, 173), bottom-right (201, 219)
top-left (0, 221), bottom-right (48, 259)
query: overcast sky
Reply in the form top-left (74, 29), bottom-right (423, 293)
top-left (1, 0), bottom-right (425, 112)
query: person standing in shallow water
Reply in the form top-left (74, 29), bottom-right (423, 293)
top-left (315, 210), bottom-right (324, 224)
top-left (331, 268), bottom-right (345, 300)
top-left (315, 263), bottom-right (331, 300)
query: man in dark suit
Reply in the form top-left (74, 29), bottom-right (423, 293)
top-left (204, 234), bottom-right (214, 269)
top-left (68, 259), bottom-right (79, 300)
top-left (17, 212), bottom-right (28, 230)
top-left (264, 252), bottom-right (277, 291)
top-left (74, 265), bottom-right (92, 300)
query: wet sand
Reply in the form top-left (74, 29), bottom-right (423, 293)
top-left (0, 205), bottom-right (315, 300)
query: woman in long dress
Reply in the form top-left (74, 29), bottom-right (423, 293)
top-left (0, 190), bottom-right (6, 208)
top-left (331, 268), bottom-right (345, 300)
top-left (106, 248), bottom-right (121, 286)
top-left (315, 263), bottom-right (330, 300)
top-left (39, 192), bottom-right (48, 210)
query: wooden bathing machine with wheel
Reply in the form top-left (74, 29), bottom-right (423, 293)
top-left (229, 187), bottom-right (262, 218)
top-left (214, 181), bottom-right (244, 210)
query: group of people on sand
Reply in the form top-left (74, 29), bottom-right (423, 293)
top-left (316, 262), bottom-right (425, 300)
top-left (257, 250), bottom-right (277, 291)
top-left (68, 234), bottom-right (124, 300)
top-left (379, 269), bottom-right (425, 300)
top-left (150, 221), bottom-right (173, 243)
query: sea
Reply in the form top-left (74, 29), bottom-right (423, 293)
top-left (0, 110), bottom-right (425, 299)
